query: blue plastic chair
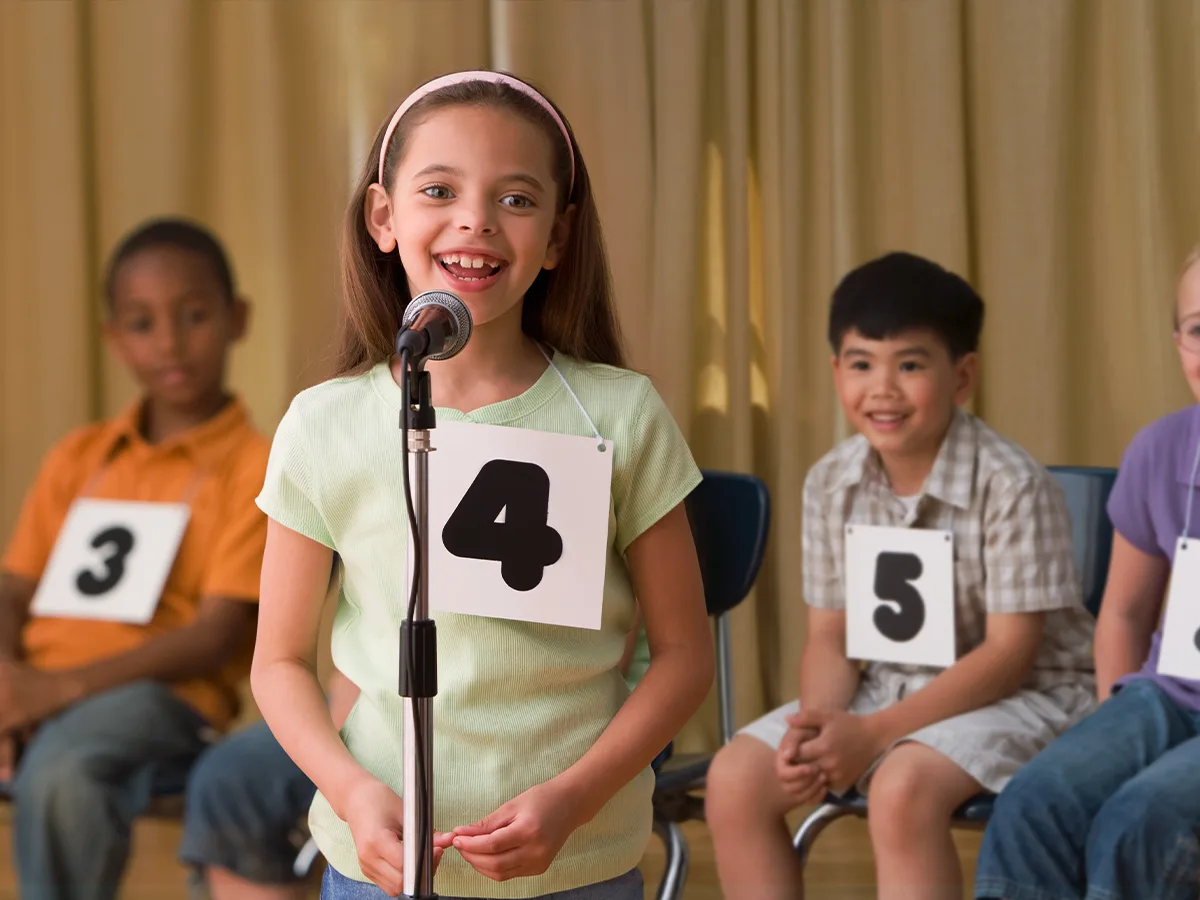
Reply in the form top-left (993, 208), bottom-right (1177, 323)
top-left (651, 469), bottom-right (771, 900)
top-left (792, 466), bottom-right (1117, 864)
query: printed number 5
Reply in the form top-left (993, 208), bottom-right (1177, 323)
top-left (443, 460), bottom-right (563, 591)
top-left (873, 551), bottom-right (925, 642)
top-left (76, 526), bottom-right (136, 597)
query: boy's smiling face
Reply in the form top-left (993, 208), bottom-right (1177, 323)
top-left (833, 327), bottom-right (977, 468)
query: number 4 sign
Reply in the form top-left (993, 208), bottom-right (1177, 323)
top-left (423, 420), bottom-right (614, 630)
top-left (845, 524), bottom-right (957, 668)
top-left (442, 459), bottom-right (564, 593)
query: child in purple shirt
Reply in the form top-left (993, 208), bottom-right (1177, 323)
top-left (976, 249), bottom-right (1200, 900)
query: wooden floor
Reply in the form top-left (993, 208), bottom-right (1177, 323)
top-left (0, 805), bottom-right (982, 899)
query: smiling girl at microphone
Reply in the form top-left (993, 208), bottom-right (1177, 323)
top-left (250, 72), bottom-right (712, 900)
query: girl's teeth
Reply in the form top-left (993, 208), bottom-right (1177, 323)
top-left (439, 253), bottom-right (500, 268)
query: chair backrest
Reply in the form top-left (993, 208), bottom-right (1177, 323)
top-left (1047, 466), bottom-right (1118, 618)
top-left (686, 470), bottom-right (771, 617)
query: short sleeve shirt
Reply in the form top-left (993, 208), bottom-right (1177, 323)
top-left (1, 397), bottom-right (269, 729)
top-left (802, 409), bottom-right (1095, 689)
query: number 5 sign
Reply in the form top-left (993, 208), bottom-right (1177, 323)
top-left (423, 420), bottom-right (614, 630)
top-left (845, 524), bottom-right (957, 667)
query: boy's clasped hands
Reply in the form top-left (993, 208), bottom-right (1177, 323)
top-left (776, 709), bottom-right (890, 801)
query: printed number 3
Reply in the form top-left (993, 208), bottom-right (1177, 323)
top-left (873, 551), bottom-right (925, 642)
top-left (76, 526), bottom-right (136, 596)
top-left (443, 460), bottom-right (563, 591)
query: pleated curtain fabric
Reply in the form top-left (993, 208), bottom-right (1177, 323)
top-left (2, 0), bottom-right (1198, 748)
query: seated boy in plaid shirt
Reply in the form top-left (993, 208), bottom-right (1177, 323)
top-left (706, 252), bottom-right (1096, 900)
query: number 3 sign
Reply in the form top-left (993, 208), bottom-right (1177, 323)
top-left (845, 524), bottom-right (957, 667)
top-left (423, 420), bottom-right (613, 630)
top-left (31, 499), bottom-right (190, 624)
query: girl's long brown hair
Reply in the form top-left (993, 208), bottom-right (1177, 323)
top-left (334, 77), bottom-right (625, 376)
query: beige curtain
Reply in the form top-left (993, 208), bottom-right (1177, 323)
top-left (2, 0), bottom-right (1198, 750)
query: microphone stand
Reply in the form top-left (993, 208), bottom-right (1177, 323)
top-left (399, 351), bottom-right (437, 900)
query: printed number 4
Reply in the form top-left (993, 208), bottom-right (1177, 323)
top-left (873, 551), bottom-right (925, 642)
top-left (443, 460), bottom-right (563, 592)
top-left (76, 526), bottom-right (136, 596)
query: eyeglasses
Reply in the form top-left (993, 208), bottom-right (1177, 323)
top-left (1177, 315), bottom-right (1200, 354)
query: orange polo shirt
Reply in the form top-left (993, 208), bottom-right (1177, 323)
top-left (1, 397), bottom-right (270, 731)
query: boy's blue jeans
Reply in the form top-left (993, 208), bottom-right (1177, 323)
top-left (975, 679), bottom-right (1200, 900)
top-left (179, 718), bottom-right (317, 884)
top-left (1, 680), bottom-right (210, 900)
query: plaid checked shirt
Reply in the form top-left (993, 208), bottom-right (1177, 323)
top-left (803, 409), bottom-right (1095, 690)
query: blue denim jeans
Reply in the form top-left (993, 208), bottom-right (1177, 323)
top-left (1, 681), bottom-right (210, 900)
top-left (179, 719), bottom-right (316, 884)
top-left (321, 866), bottom-right (644, 900)
top-left (975, 678), bottom-right (1200, 900)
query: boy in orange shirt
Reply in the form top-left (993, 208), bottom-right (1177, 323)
top-left (0, 218), bottom-right (269, 900)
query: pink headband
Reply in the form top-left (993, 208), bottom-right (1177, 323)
top-left (377, 70), bottom-right (575, 197)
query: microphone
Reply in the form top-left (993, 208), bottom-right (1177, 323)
top-left (396, 291), bottom-right (473, 362)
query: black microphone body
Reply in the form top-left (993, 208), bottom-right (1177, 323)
top-left (396, 291), bottom-right (473, 362)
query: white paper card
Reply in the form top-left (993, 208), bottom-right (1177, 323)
top-left (31, 499), bottom-right (190, 625)
top-left (421, 420), bottom-right (613, 630)
top-left (845, 524), bottom-right (956, 667)
top-left (1157, 537), bottom-right (1200, 680)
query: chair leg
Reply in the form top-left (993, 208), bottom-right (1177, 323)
top-left (792, 802), bottom-right (854, 868)
top-left (293, 836), bottom-right (321, 878)
top-left (653, 818), bottom-right (691, 900)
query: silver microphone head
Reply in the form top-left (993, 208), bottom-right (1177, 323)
top-left (401, 291), bottom-right (473, 361)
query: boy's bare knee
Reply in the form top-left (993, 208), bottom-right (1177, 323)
top-left (866, 762), bottom-right (923, 843)
top-left (706, 735), bottom-right (787, 824)
top-left (866, 743), bottom-right (978, 848)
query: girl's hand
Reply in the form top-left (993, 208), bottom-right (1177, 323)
top-left (451, 780), bottom-right (580, 881)
top-left (343, 777), bottom-right (451, 896)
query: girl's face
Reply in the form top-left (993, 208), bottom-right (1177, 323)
top-left (1174, 259), bottom-right (1200, 402)
top-left (366, 104), bottom-right (572, 332)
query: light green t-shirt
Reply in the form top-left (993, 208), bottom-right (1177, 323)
top-left (257, 353), bottom-right (701, 898)
top-left (625, 628), bottom-right (651, 688)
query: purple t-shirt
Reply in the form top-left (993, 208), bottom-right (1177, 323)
top-left (1109, 404), bottom-right (1200, 710)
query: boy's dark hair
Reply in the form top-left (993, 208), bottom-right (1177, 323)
top-left (104, 218), bottom-right (236, 306)
top-left (828, 252), bottom-right (984, 359)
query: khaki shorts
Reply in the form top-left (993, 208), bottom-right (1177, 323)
top-left (739, 669), bottom-right (1096, 795)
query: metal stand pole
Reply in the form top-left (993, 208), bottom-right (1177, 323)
top-left (401, 365), bottom-right (437, 900)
